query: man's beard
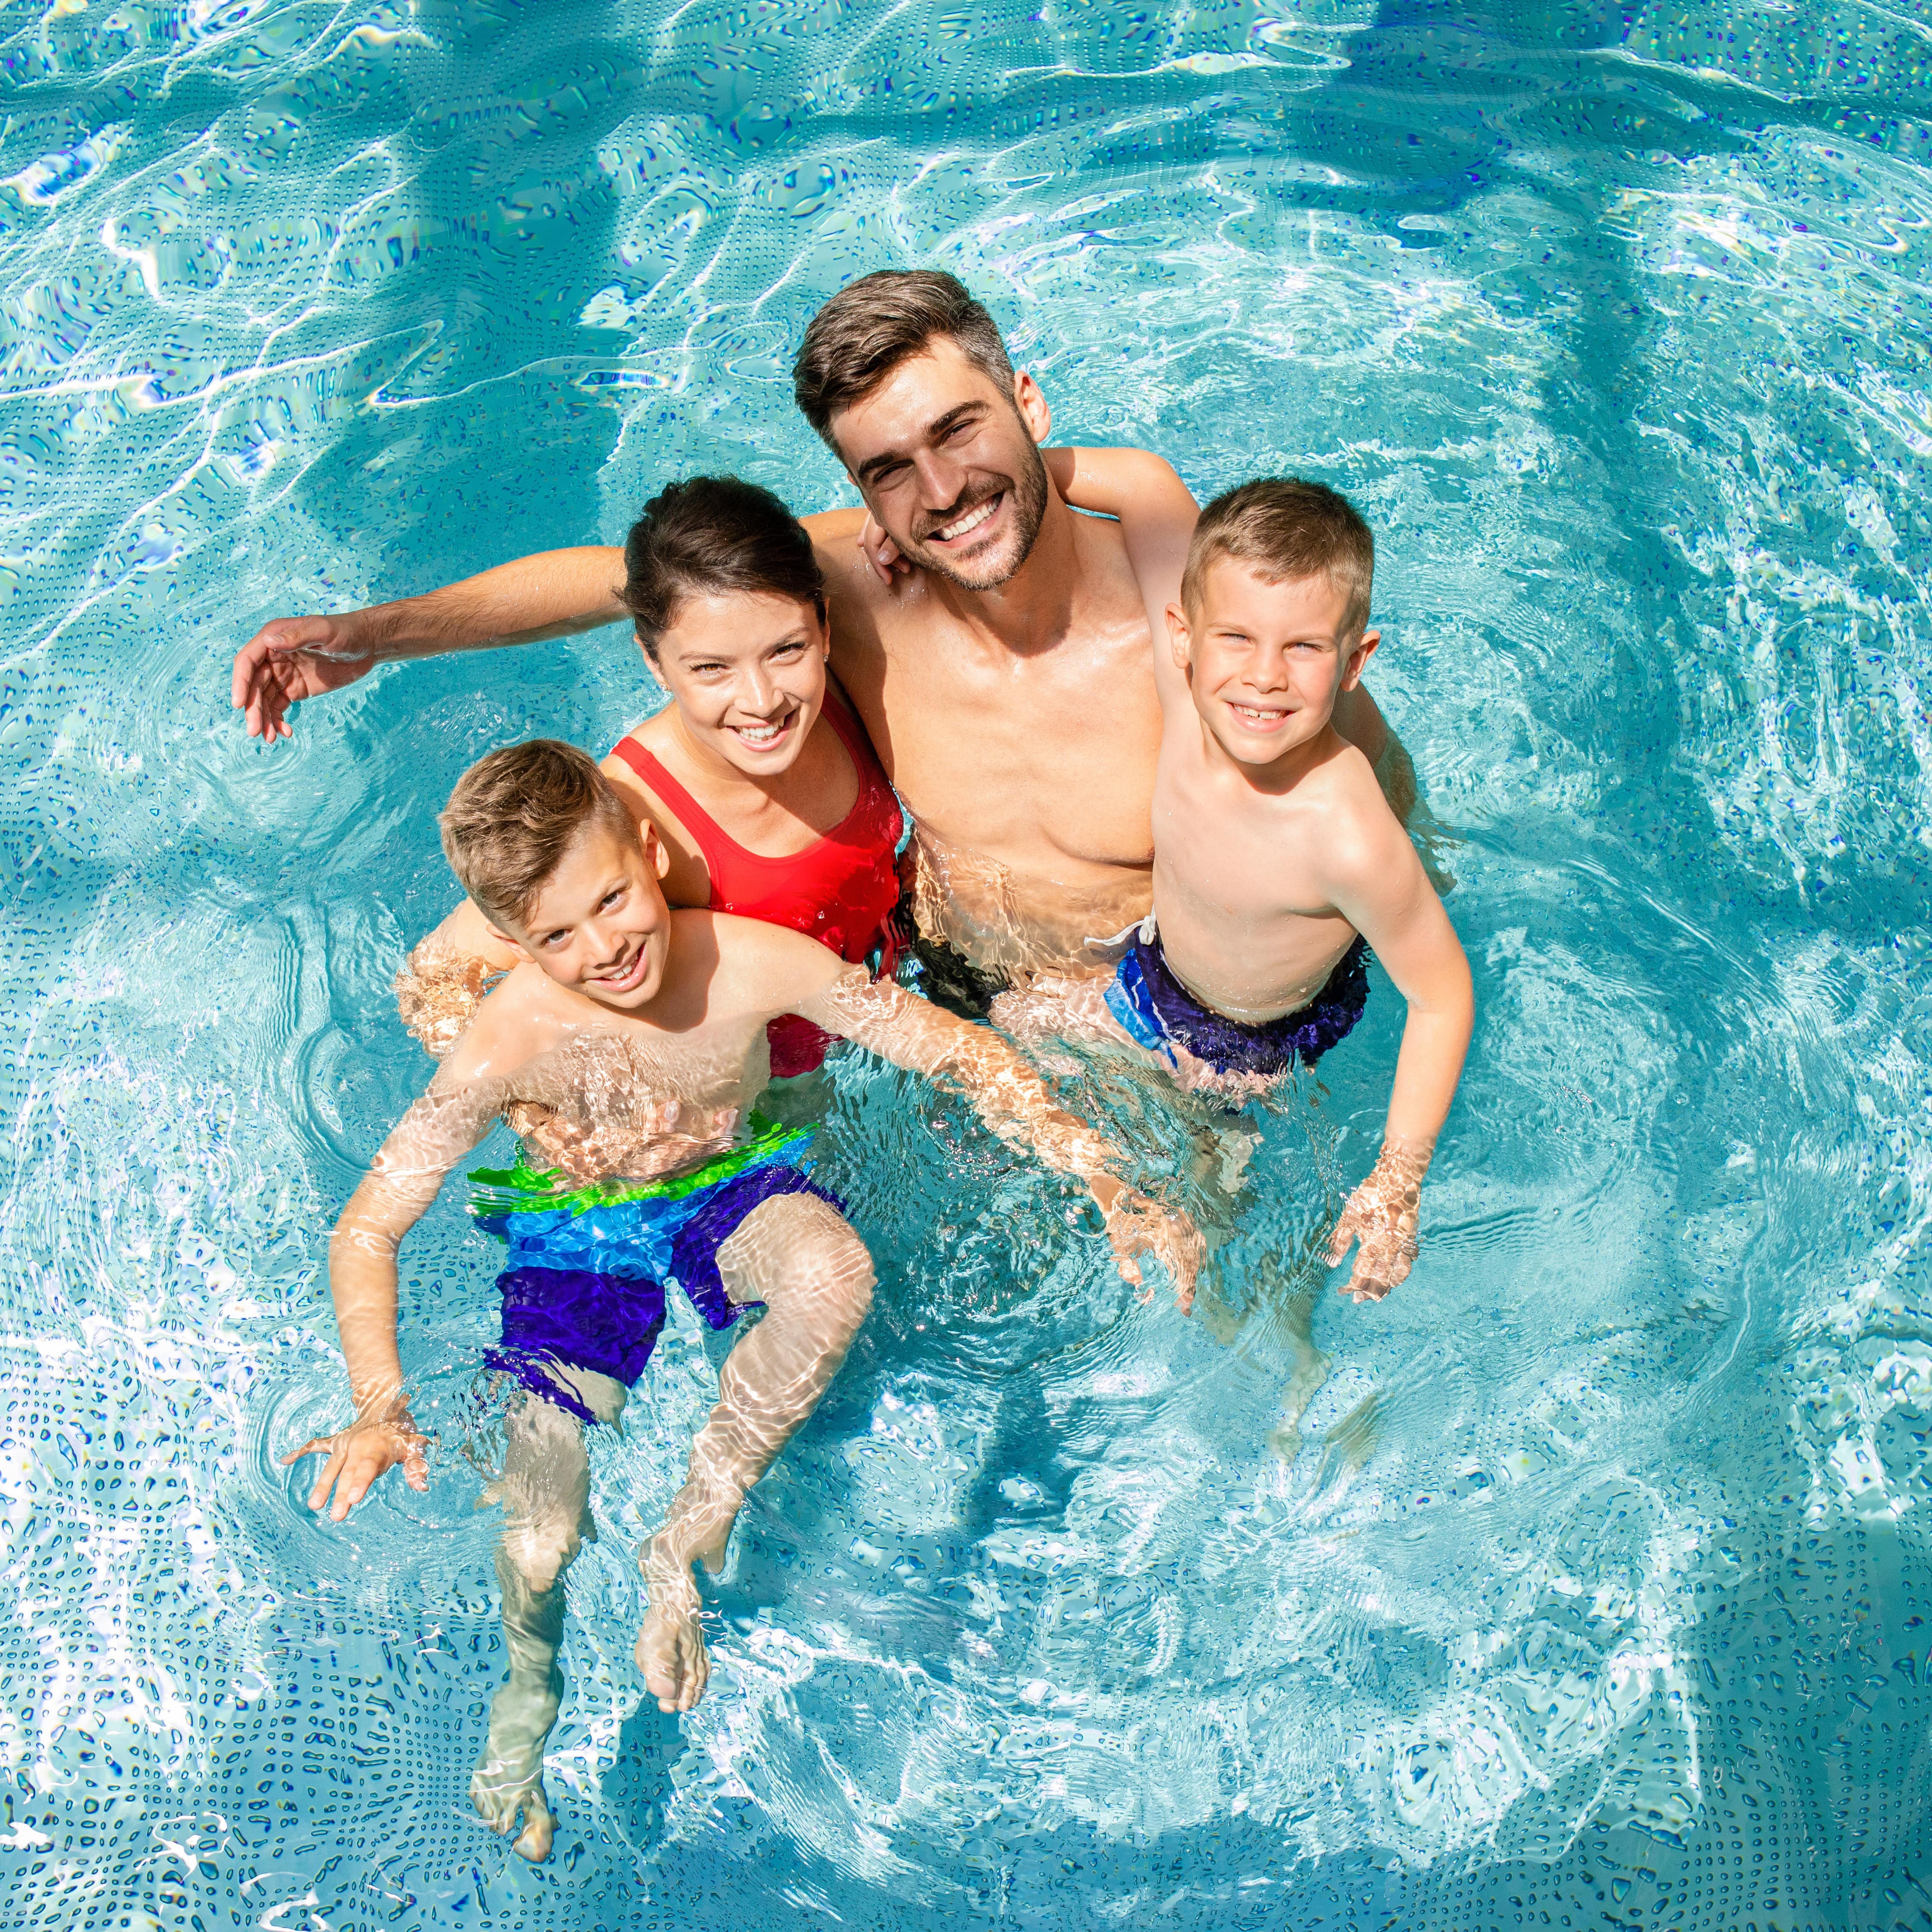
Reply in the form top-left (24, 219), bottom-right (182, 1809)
top-left (899, 443), bottom-right (1050, 591)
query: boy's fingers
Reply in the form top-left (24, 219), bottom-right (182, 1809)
top-left (330, 1461), bottom-right (377, 1521)
top-left (281, 1435), bottom-right (334, 1466)
top-left (307, 1448), bottom-right (346, 1513)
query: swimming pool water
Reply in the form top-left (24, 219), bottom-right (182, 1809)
top-left (3, 1), bottom-right (1930, 1926)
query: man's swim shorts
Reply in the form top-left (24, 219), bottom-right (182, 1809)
top-left (1104, 928), bottom-right (1370, 1080)
top-left (469, 1117), bottom-right (842, 1425)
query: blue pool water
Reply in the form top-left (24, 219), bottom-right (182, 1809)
top-left (3, 1), bottom-right (1931, 1926)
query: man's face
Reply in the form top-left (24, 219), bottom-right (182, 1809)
top-left (830, 338), bottom-right (1052, 591)
top-left (1169, 561), bottom-right (1379, 770)
top-left (492, 819), bottom-right (674, 1011)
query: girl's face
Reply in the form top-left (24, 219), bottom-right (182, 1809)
top-left (647, 590), bottom-right (829, 777)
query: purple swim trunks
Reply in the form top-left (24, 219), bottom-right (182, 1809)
top-left (1105, 932), bottom-right (1370, 1081)
top-left (469, 1119), bottom-right (842, 1426)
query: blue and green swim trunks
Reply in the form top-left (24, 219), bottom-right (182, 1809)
top-left (470, 1116), bottom-right (842, 1426)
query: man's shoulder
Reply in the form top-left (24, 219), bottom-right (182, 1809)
top-left (805, 505), bottom-right (867, 541)
top-left (806, 511), bottom-right (942, 653)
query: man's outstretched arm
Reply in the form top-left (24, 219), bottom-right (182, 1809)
top-left (231, 546), bottom-right (627, 741)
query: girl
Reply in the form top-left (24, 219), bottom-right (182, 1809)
top-left (403, 477), bottom-right (905, 1073)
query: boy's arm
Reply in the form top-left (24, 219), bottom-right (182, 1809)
top-left (394, 900), bottom-right (525, 1058)
top-left (1324, 801), bottom-right (1475, 1303)
top-left (282, 1053), bottom-right (507, 1518)
top-left (232, 546), bottom-right (627, 741)
top-left (1043, 447), bottom-right (1196, 611)
top-left (794, 963), bottom-right (1202, 1309)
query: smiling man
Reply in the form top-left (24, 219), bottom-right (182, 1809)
top-left (230, 271), bottom-right (1396, 990)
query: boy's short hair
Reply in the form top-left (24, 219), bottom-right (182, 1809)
top-left (793, 270), bottom-right (1016, 448)
top-left (439, 739), bottom-right (637, 933)
top-left (1182, 478), bottom-right (1374, 637)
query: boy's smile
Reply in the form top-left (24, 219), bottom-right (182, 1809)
top-left (493, 820), bottom-right (674, 1010)
top-left (1169, 561), bottom-right (1378, 772)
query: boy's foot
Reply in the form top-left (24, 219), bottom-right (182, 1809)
top-left (635, 1487), bottom-right (740, 1713)
top-left (470, 1760), bottom-right (558, 1863)
top-left (635, 1587), bottom-right (709, 1713)
top-left (470, 1670), bottom-right (563, 1861)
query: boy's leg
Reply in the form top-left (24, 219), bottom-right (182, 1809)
top-left (472, 1367), bottom-right (625, 1863)
top-left (636, 1193), bottom-right (874, 1712)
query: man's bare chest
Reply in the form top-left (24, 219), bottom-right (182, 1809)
top-left (849, 625), bottom-right (1161, 856)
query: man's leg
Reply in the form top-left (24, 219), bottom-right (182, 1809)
top-left (472, 1368), bottom-right (625, 1863)
top-left (635, 1194), bottom-right (874, 1712)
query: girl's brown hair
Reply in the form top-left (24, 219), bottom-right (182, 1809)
top-left (620, 477), bottom-right (825, 661)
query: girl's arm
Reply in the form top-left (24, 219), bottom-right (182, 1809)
top-left (232, 548), bottom-right (629, 742)
top-left (395, 901), bottom-right (524, 1058)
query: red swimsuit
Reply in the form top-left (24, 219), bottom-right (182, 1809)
top-left (608, 694), bottom-right (905, 1075)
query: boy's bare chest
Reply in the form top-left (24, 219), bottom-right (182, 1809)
top-left (506, 1016), bottom-right (771, 1184)
top-left (1151, 745), bottom-right (1333, 921)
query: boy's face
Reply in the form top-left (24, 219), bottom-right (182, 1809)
top-left (490, 819), bottom-right (674, 1011)
top-left (1167, 560), bottom-right (1379, 770)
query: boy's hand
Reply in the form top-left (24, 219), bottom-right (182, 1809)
top-left (283, 1408), bottom-right (430, 1521)
top-left (1101, 1187), bottom-right (1203, 1313)
top-left (232, 615), bottom-right (376, 741)
top-left (855, 512), bottom-right (913, 587)
top-left (1327, 1145), bottom-right (1427, 1302)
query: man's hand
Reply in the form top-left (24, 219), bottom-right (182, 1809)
top-left (1102, 1188), bottom-right (1203, 1313)
top-left (283, 1408), bottom-right (429, 1521)
top-left (232, 615), bottom-right (377, 741)
top-left (1327, 1144), bottom-right (1428, 1302)
top-left (856, 511), bottom-right (913, 587)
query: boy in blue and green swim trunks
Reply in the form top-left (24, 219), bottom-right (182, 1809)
top-left (286, 739), bottom-right (1198, 1863)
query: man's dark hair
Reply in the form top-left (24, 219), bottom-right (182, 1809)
top-left (1183, 478), bottom-right (1376, 637)
top-left (620, 476), bottom-right (826, 659)
top-left (793, 270), bottom-right (1016, 448)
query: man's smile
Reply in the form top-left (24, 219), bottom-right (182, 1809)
top-left (927, 491), bottom-right (1004, 546)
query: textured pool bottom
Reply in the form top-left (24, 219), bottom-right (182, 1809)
top-left (3, 0), bottom-right (1931, 1923)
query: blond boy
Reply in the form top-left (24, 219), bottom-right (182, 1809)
top-left (933, 464), bottom-right (1474, 1302)
top-left (286, 740), bottom-right (1197, 1860)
